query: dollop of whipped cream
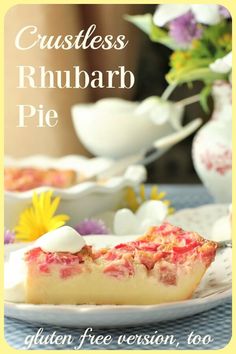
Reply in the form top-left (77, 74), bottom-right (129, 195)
top-left (35, 226), bottom-right (86, 253)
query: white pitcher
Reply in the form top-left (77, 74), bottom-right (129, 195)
top-left (192, 81), bottom-right (232, 202)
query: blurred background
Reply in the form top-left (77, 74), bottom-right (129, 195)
top-left (5, 4), bottom-right (213, 184)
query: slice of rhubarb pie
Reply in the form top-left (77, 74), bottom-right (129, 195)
top-left (20, 223), bottom-right (217, 305)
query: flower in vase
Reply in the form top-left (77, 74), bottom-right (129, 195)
top-left (169, 11), bottom-right (203, 47)
top-left (153, 4), bottom-right (224, 27)
top-left (4, 229), bottom-right (15, 244)
top-left (75, 219), bottom-right (108, 236)
top-left (14, 191), bottom-right (69, 242)
top-left (210, 52), bottom-right (232, 74)
top-left (127, 4), bottom-right (232, 113)
top-left (219, 6), bottom-right (231, 19)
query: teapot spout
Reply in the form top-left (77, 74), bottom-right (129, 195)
top-left (153, 118), bottom-right (202, 150)
top-left (142, 118), bottom-right (202, 165)
top-left (171, 94), bottom-right (201, 131)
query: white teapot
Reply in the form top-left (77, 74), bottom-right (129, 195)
top-left (72, 96), bottom-right (201, 159)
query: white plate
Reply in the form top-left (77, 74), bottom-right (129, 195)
top-left (5, 204), bottom-right (231, 327)
top-left (167, 204), bottom-right (229, 239)
top-left (4, 155), bottom-right (146, 229)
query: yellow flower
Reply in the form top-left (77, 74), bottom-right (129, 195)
top-left (170, 51), bottom-right (191, 70)
top-left (218, 33), bottom-right (232, 52)
top-left (14, 191), bottom-right (70, 242)
top-left (123, 184), bottom-right (175, 215)
top-left (218, 33), bottom-right (232, 45)
top-left (191, 39), bottom-right (200, 49)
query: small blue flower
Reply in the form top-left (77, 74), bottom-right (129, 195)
top-left (4, 229), bottom-right (15, 244)
top-left (74, 219), bottom-right (108, 236)
top-left (219, 6), bottom-right (231, 19)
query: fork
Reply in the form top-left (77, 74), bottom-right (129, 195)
top-left (217, 240), bottom-right (232, 249)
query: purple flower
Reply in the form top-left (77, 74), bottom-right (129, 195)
top-left (219, 6), bottom-right (231, 19)
top-left (169, 11), bottom-right (202, 47)
top-left (4, 229), bottom-right (15, 244)
top-left (74, 219), bottom-right (108, 236)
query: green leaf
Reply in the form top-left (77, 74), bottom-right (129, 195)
top-left (125, 14), bottom-right (179, 50)
top-left (149, 22), bottom-right (180, 50)
top-left (124, 14), bottom-right (153, 36)
top-left (199, 85), bottom-right (212, 113)
top-left (166, 67), bottom-right (227, 86)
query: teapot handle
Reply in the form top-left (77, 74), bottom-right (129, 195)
top-left (142, 118), bottom-right (202, 165)
top-left (171, 95), bottom-right (201, 131)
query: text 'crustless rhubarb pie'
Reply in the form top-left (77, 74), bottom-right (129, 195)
top-left (5, 223), bottom-right (217, 305)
